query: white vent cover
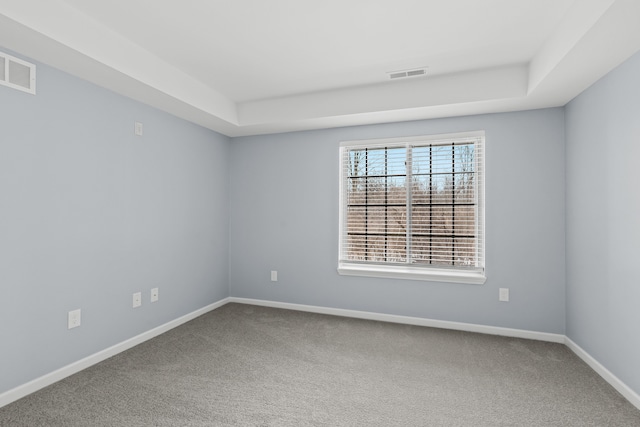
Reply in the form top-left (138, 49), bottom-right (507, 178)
top-left (0, 51), bottom-right (36, 94)
top-left (388, 67), bottom-right (427, 80)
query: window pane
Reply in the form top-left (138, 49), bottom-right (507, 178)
top-left (410, 236), bottom-right (432, 263)
top-left (453, 237), bottom-right (476, 266)
top-left (366, 236), bottom-right (385, 262)
top-left (346, 234), bottom-right (367, 261)
top-left (347, 151), bottom-right (367, 177)
top-left (366, 206), bottom-right (386, 234)
top-left (412, 146), bottom-right (432, 175)
top-left (366, 178), bottom-right (386, 205)
top-left (344, 146), bottom-right (408, 263)
top-left (430, 206), bottom-right (453, 237)
top-left (431, 237), bottom-right (454, 265)
top-left (386, 235), bottom-right (407, 262)
top-left (347, 206), bottom-right (366, 234)
top-left (347, 177), bottom-right (366, 204)
top-left (411, 206), bottom-right (432, 235)
top-left (431, 174), bottom-right (453, 204)
top-left (386, 176), bottom-right (406, 204)
top-left (386, 147), bottom-right (407, 175)
top-left (454, 172), bottom-right (475, 203)
top-left (411, 175), bottom-right (431, 204)
top-left (454, 144), bottom-right (475, 173)
top-left (386, 206), bottom-right (407, 236)
top-left (431, 145), bottom-right (454, 174)
top-left (412, 237), bottom-right (453, 265)
top-left (453, 205), bottom-right (475, 236)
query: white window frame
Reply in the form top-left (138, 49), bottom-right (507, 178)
top-left (338, 131), bottom-right (486, 284)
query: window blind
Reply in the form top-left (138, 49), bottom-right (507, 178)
top-left (339, 133), bottom-right (484, 275)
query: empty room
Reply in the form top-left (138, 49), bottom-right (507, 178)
top-left (1, 0), bottom-right (640, 425)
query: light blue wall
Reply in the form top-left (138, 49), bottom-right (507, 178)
top-left (565, 51), bottom-right (640, 394)
top-left (0, 50), bottom-right (231, 394)
top-left (229, 109), bottom-right (566, 333)
top-left (3, 37), bottom-right (639, 407)
top-left (3, 39), bottom-right (639, 406)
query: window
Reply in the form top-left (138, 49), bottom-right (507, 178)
top-left (338, 131), bottom-right (485, 284)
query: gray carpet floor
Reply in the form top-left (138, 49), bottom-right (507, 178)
top-left (1, 303), bottom-right (639, 426)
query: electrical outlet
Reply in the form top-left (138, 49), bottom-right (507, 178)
top-left (133, 292), bottom-right (142, 308)
top-left (68, 309), bottom-right (81, 329)
top-left (271, 271), bottom-right (278, 282)
top-left (499, 288), bottom-right (510, 302)
top-left (151, 287), bottom-right (159, 303)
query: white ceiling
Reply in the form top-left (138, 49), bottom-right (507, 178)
top-left (1, 0), bottom-right (639, 137)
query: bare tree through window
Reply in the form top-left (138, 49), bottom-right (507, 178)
top-left (341, 137), bottom-right (482, 270)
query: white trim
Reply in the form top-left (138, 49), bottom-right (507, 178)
top-left (230, 298), bottom-right (640, 410)
top-left (565, 337), bottom-right (640, 411)
top-left (0, 297), bottom-right (230, 409)
top-left (228, 297), bottom-right (564, 343)
top-left (339, 130), bottom-right (486, 149)
top-left (338, 263), bottom-right (486, 284)
top-left (338, 131), bottom-right (486, 283)
top-left (4, 296), bottom-right (639, 414)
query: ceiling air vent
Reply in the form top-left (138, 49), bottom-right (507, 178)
top-left (0, 51), bottom-right (36, 95)
top-left (388, 67), bottom-right (427, 80)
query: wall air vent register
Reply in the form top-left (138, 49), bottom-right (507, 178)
top-left (0, 51), bottom-right (36, 95)
top-left (388, 67), bottom-right (427, 80)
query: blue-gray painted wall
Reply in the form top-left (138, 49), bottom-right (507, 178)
top-left (0, 51), bottom-right (231, 394)
top-left (565, 51), bottom-right (640, 394)
top-left (229, 109), bottom-right (566, 334)
top-left (3, 44), bottom-right (640, 402)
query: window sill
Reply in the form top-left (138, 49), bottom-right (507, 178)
top-left (337, 263), bottom-right (486, 285)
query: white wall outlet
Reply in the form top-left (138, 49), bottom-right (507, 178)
top-left (134, 121), bottom-right (143, 136)
top-left (499, 288), bottom-right (510, 302)
top-left (133, 292), bottom-right (142, 308)
top-left (68, 309), bottom-right (81, 329)
top-left (271, 271), bottom-right (278, 282)
top-left (151, 287), bottom-right (159, 303)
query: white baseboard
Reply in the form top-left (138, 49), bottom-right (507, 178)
top-left (228, 297), bottom-right (566, 343)
top-left (231, 298), bottom-right (640, 410)
top-left (0, 297), bottom-right (230, 409)
top-left (565, 337), bottom-right (640, 411)
top-left (4, 296), bottom-right (639, 415)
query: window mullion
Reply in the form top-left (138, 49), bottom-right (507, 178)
top-left (451, 143), bottom-right (455, 266)
top-left (429, 145), bottom-right (433, 265)
top-left (405, 146), bottom-right (412, 264)
top-left (365, 149), bottom-right (369, 261)
top-left (384, 148), bottom-right (388, 263)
